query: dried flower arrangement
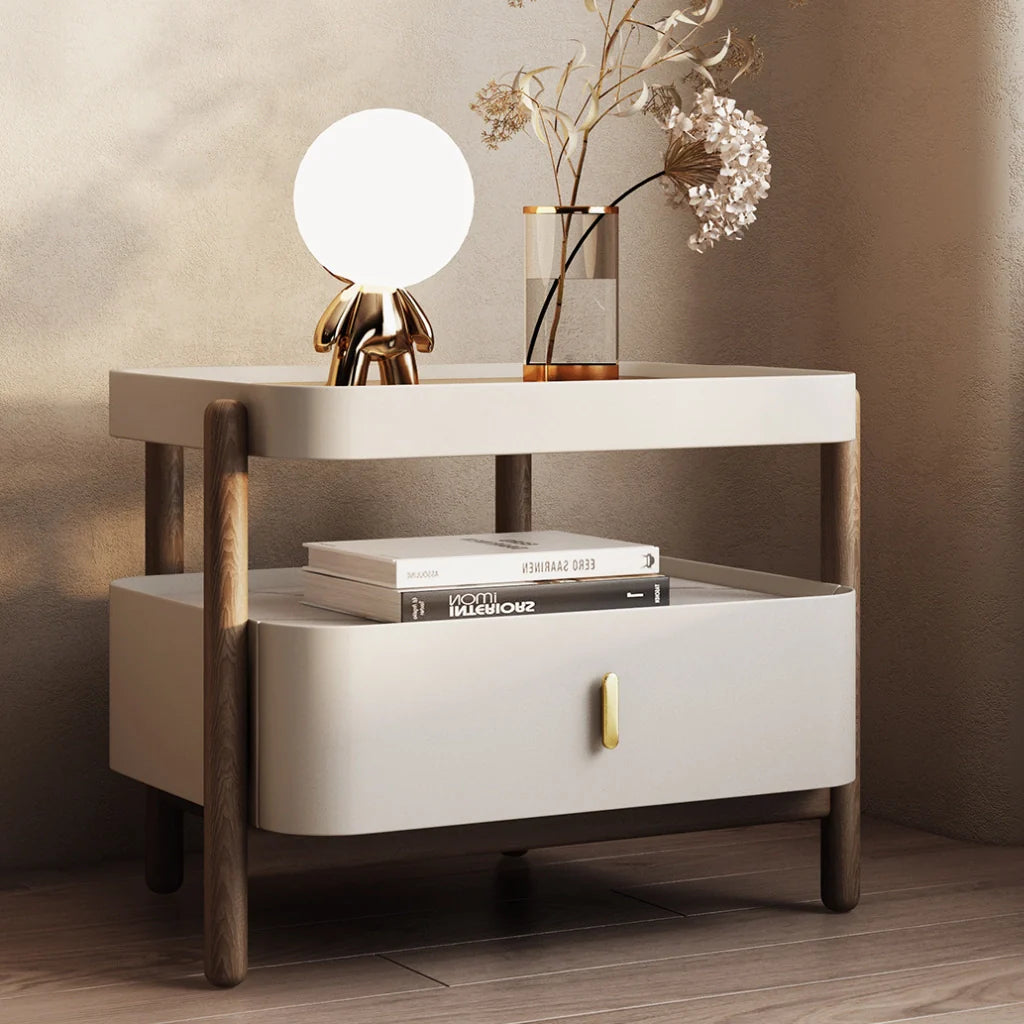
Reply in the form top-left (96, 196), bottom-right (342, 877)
top-left (472, 0), bottom-right (794, 367)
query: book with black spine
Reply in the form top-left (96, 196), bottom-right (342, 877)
top-left (303, 531), bottom-right (659, 589)
top-left (302, 571), bottom-right (671, 623)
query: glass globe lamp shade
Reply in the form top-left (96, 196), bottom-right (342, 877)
top-left (293, 108), bottom-right (475, 289)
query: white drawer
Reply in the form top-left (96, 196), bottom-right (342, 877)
top-left (109, 560), bottom-right (855, 837)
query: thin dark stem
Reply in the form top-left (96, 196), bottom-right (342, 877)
top-left (526, 170), bottom-right (665, 367)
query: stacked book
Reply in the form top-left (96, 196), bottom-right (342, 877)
top-left (302, 531), bottom-right (669, 623)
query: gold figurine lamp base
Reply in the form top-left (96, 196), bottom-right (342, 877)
top-left (315, 285), bottom-right (433, 386)
top-left (293, 109), bottom-right (476, 387)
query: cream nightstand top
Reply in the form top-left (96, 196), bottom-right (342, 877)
top-left (109, 362), bottom-right (856, 461)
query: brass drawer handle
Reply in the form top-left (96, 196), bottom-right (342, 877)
top-left (602, 672), bottom-right (619, 749)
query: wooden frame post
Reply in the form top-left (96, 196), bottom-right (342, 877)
top-left (820, 392), bottom-right (861, 912)
top-left (203, 400), bottom-right (249, 987)
top-left (144, 442), bottom-right (185, 895)
top-left (495, 454), bottom-right (532, 532)
top-left (496, 453), bottom-right (532, 857)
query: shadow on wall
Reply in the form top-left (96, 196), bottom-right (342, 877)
top-left (825, 0), bottom-right (1024, 841)
top-left (0, 402), bottom-right (144, 866)
top-left (0, 393), bottom-right (499, 868)
top-left (0, 13), bottom-right (318, 863)
top-left (1013, 320), bottom-right (1024, 820)
top-left (0, 192), bottom-right (150, 345)
top-left (609, 0), bottom-right (839, 587)
top-left (0, 9), bottom-right (295, 350)
top-left (1007, 3), bottom-right (1024, 838)
top-left (0, 0), bottom-right (363, 392)
top-left (535, 446), bottom-right (822, 585)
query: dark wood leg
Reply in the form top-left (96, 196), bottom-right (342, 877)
top-left (203, 400), bottom-right (249, 987)
top-left (821, 392), bottom-right (861, 913)
top-left (495, 454), bottom-right (532, 532)
top-left (496, 455), bottom-right (532, 858)
top-left (145, 788), bottom-right (184, 894)
top-left (144, 442), bottom-right (185, 894)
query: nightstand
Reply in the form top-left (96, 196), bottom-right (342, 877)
top-left (108, 362), bottom-right (860, 987)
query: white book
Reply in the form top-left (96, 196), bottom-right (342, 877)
top-left (303, 531), bottom-right (659, 589)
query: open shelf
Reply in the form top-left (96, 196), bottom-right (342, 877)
top-left (109, 362), bottom-right (857, 460)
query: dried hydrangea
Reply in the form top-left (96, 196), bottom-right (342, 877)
top-left (662, 88), bottom-right (771, 253)
top-left (644, 84), bottom-right (685, 132)
top-left (470, 80), bottom-right (529, 150)
top-left (723, 32), bottom-right (765, 78)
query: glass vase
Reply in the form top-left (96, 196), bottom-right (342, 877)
top-left (523, 206), bottom-right (619, 382)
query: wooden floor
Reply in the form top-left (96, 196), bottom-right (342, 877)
top-left (1, 817), bottom-right (1022, 1024)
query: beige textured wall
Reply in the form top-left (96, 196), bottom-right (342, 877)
top-left (824, 1), bottom-right (1024, 843)
top-left (0, 0), bottom-right (1020, 868)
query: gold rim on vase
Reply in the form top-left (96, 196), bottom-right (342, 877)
top-left (523, 206), bottom-right (619, 215)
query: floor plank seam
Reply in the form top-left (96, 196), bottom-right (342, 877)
top-left (630, 862), bottom-right (813, 889)
top-left (0, 977), bottom-right (149, 1003)
top-left (682, 878), bottom-right (1014, 918)
top-left (3, 910), bottom-right (680, 986)
top-left (497, 953), bottom-right (1024, 1024)
top-left (629, 862), bottom-right (1021, 900)
top-left (376, 953), bottom-right (450, 989)
top-left (372, 913), bottom-right (677, 957)
top-left (444, 911), bottom-right (1024, 988)
top-left (152, 952), bottom-right (1024, 1024)
top-left (874, 1002), bottom-right (1024, 1024)
top-left (610, 888), bottom-right (690, 917)
top-left (7, 891), bottom-right (1019, 1010)
top-left (149, 980), bottom-right (448, 1024)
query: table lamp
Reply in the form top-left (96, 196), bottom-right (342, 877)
top-left (294, 108), bottom-right (475, 386)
